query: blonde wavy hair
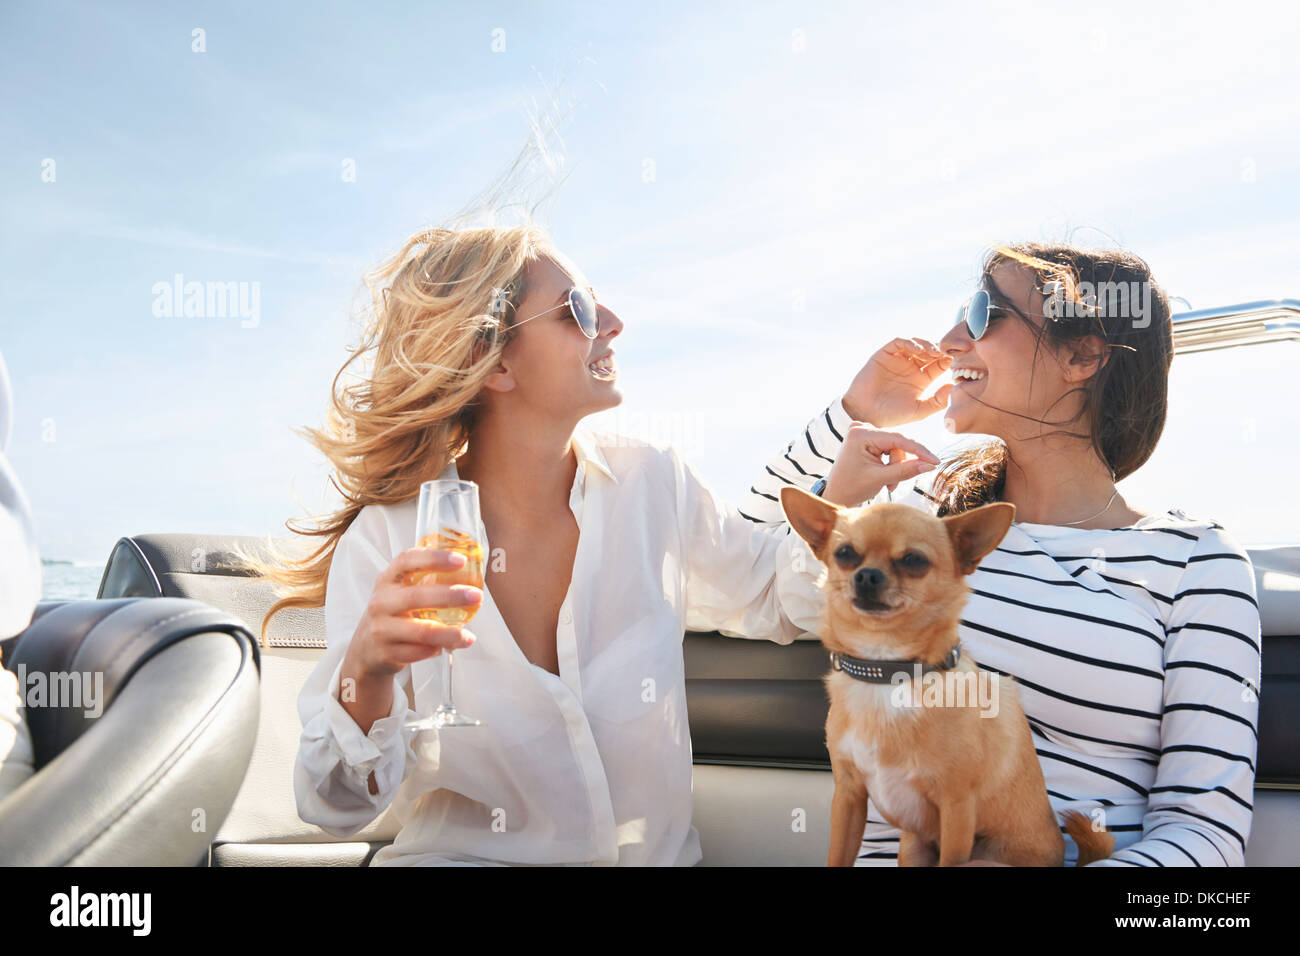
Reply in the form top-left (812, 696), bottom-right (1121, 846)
top-left (243, 224), bottom-right (554, 642)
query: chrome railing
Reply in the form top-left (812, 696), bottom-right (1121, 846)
top-left (1171, 299), bottom-right (1300, 355)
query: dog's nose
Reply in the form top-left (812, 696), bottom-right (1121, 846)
top-left (853, 566), bottom-right (886, 596)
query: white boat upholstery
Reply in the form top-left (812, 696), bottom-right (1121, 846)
top-left (93, 533), bottom-right (1300, 866)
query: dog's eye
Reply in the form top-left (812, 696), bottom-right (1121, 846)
top-left (833, 544), bottom-right (861, 567)
top-left (897, 551), bottom-right (930, 572)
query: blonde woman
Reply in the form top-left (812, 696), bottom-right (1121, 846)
top-left (263, 225), bottom-right (939, 866)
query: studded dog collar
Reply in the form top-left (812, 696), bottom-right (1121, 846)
top-left (829, 644), bottom-right (962, 684)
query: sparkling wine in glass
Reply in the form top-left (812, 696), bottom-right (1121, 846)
top-left (404, 480), bottom-right (484, 730)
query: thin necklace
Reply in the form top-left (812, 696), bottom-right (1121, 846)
top-left (1059, 488), bottom-right (1121, 526)
top-left (1012, 471), bottom-right (1121, 527)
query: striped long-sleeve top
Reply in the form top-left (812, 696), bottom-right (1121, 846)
top-left (737, 397), bottom-right (1262, 866)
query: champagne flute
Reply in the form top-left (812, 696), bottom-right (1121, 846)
top-left (404, 479), bottom-right (484, 730)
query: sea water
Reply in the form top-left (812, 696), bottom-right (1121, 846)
top-left (40, 561), bottom-right (102, 601)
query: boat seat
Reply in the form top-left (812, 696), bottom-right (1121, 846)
top-left (97, 533), bottom-right (400, 865)
top-left (0, 597), bottom-right (260, 865)
top-left (96, 532), bottom-right (1300, 866)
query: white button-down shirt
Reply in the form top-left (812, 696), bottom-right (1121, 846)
top-left (294, 402), bottom-right (849, 865)
top-left (1, 348), bottom-right (38, 799)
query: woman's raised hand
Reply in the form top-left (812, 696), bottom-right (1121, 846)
top-left (342, 547), bottom-right (482, 683)
top-left (820, 423), bottom-right (940, 507)
top-left (842, 337), bottom-right (954, 429)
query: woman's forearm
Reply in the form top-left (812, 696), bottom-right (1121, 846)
top-left (736, 397), bottom-right (854, 527)
top-left (339, 654), bottom-right (397, 737)
top-left (337, 648), bottom-right (403, 797)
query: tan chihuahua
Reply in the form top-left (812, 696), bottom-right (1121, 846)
top-left (781, 487), bottom-right (1113, 867)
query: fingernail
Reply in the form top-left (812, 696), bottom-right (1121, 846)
top-left (452, 585), bottom-right (482, 603)
top-left (448, 552), bottom-right (467, 567)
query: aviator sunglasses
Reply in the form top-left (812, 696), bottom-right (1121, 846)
top-left (953, 284), bottom-right (1138, 353)
top-left (954, 288), bottom-right (1009, 341)
top-left (500, 285), bottom-right (601, 339)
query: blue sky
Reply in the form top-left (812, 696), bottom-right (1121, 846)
top-left (2, 0), bottom-right (1298, 568)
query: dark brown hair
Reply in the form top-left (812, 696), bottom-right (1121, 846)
top-left (929, 242), bottom-right (1173, 517)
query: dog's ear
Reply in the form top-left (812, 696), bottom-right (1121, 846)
top-left (780, 486), bottom-right (842, 560)
top-left (941, 502), bottom-right (1016, 575)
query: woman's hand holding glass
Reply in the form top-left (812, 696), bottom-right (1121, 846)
top-left (338, 547), bottom-right (480, 740)
top-left (345, 547), bottom-right (482, 680)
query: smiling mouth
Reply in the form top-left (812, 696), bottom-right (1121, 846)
top-left (951, 369), bottom-right (987, 389)
top-left (588, 354), bottom-right (617, 381)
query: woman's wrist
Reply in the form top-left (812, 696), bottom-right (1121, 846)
top-left (339, 648), bottom-right (398, 733)
top-left (840, 393), bottom-right (875, 424)
top-left (820, 473), bottom-right (881, 508)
